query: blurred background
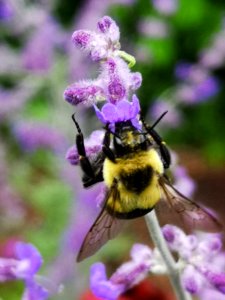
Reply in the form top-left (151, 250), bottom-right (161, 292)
top-left (0, 0), bottom-right (225, 299)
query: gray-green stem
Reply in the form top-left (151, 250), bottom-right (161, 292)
top-left (145, 210), bottom-right (192, 300)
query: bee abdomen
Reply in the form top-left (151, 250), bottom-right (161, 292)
top-left (120, 166), bottom-right (153, 194)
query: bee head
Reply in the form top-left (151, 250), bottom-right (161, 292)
top-left (113, 121), bottom-right (147, 155)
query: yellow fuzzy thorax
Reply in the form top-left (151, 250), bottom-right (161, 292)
top-left (103, 148), bottom-right (164, 214)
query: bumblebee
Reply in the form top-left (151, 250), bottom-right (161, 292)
top-left (72, 113), bottom-right (222, 262)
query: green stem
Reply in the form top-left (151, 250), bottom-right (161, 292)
top-left (145, 210), bottom-right (192, 300)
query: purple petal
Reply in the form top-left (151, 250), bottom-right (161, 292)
top-left (22, 279), bottom-right (49, 300)
top-left (0, 258), bottom-right (19, 281)
top-left (15, 243), bottom-right (42, 277)
top-left (101, 103), bottom-right (118, 123)
top-left (130, 95), bottom-right (141, 117)
top-left (94, 104), bottom-right (107, 124)
top-left (90, 263), bottom-right (123, 300)
top-left (131, 118), bottom-right (142, 130)
top-left (117, 100), bottom-right (131, 121)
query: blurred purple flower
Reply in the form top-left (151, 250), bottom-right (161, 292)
top-left (0, 241), bottom-right (63, 299)
top-left (22, 17), bottom-right (63, 72)
top-left (0, 0), bottom-right (13, 21)
top-left (175, 62), bottom-right (208, 83)
top-left (175, 62), bottom-right (193, 81)
top-left (90, 244), bottom-right (152, 299)
top-left (66, 130), bottom-right (104, 165)
top-left (22, 279), bottom-right (49, 300)
top-left (162, 225), bottom-right (225, 295)
top-left (0, 242), bottom-right (42, 282)
top-left (193, 77), bottom-right (219, 102)
top-left (152, 0), bottom-right (178, 15)
top-left (176, 76), bottom-right (219, 104)
top-left (94, 95), bottom-right (141, 129)
top-left (138, 18), bottom-right (169, 38)
top-left (14, 121), bottom-right (66, 153)
top-left (175, 62), bottom-right (220, 103)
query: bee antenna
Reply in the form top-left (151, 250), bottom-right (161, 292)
top-left (150, 111), bottom-right (168, 130)
top-left (71, 113), bottom-right (82, 134)
top-left (104, 123), bottom-right (121, 139)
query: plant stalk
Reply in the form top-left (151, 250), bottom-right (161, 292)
top-left (145, 210), bottom-right (192, 300)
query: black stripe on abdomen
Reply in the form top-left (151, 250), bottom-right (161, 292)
top-left (120, 166), bottom-right (153, 194)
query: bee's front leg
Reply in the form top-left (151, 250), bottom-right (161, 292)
top-left (102, 124), bottom-right (116, 163)
top-left (72, 114), bottom-right (95, 180)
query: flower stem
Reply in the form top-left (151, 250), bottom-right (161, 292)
top-left (145, 210), bottom-right (192, 300)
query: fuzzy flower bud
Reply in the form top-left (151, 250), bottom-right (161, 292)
top-left (97, 16), bottom-right (120, 43)
top-left (72, 16), bottom-right (121, 62)
top-left (64, 80), bottom-right (106, 106)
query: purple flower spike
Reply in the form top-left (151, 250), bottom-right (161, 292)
top-left (64, 80), bottom-right (106, 106)
top-left (94, 95), bottom-right (141, 128)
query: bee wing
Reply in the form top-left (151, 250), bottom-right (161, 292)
top-left (155, 176), bottom-right (222, 233)
top-left (77, 182), bottom-right (125, 262)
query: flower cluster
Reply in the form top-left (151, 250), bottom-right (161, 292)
top-left (0, 242), bottom-right (49, 299)
top-left (163, 225), bottom-right (225, 295)
top-left (89, 226), bottom-right (225, 299)
top-left (64, 16), bottom-right (142, 127)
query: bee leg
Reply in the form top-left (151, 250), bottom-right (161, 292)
top-left (83, 172), bottom-right (104, 188)
top-left (140, 114), bottom-right (171, 169)
top-left (149, 129), bottom-right (171, 169)
top-left (102, 125), bottom-right (116, 163)
top-left (72, 114), bottom-right (95, 178)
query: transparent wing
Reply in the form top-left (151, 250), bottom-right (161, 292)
top-left (155, 176), bottom-right (222, 233)
top-left (77, 181), bottom-right (125, 262)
